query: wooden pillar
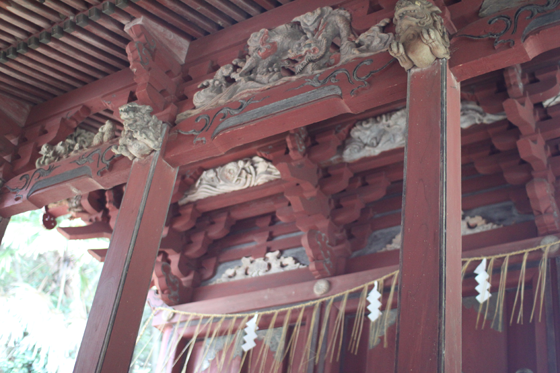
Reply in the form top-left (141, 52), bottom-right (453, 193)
top-left (395, 59), bottom-right (462, 373)
top-left (73, 127), bottom-right (178, 373)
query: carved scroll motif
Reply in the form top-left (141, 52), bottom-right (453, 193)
top-left (342, 102), bottom-right (505, 163)
top-left (187, 6), bottom-right (394, 112)
top-left (388, 0), bottom-right (450, 70)
top-left (179, 156), bottom-right (281, 204)
top-left (112, 103), bottom-right (164, 161)
top-left (213, 251), bottom-right (305, 284)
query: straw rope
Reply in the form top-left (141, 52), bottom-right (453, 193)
top-left (137, 238), bottom-right (559, 371)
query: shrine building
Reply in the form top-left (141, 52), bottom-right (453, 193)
top-left (1, 0), bottom-right (560, 371)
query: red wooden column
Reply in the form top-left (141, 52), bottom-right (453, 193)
top-left (73, 127), bottom-right (178, 373)
top-left (395, 59), bottom-right (462, 373)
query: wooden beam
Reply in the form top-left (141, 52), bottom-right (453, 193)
top-left (73, 128), bottom-right (178, 373)
top-left (395, 59), bottom-right (462, 373)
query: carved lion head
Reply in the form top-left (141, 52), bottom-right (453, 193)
top-left (393, 0), bottom-right (441, 31)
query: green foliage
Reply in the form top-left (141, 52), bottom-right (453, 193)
top-left (0, 210), bottom-right (160, 373)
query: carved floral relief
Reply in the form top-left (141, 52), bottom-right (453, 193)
top-left (179, 156), bottom-right (281, 204)
top-left (113, 103), bottom-right (164, 161)
top-left (342, 102), bottom-right (506, 163)
top-left (212, 251), bottom-right (305, 284)
top-left (184, 6), bottom-right (394, 116)
top-left (388, 0), bottom-right (450, 70)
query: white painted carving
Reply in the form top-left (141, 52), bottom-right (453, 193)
top-left (113, 103), bottom-right (164, 161)
top-left (544, 93), bottom-right (560, 108)
top-left (214, 251), bottom-right (305, 284)
top-left (91, 120), bottom-right (117, 147)
top-left (380, 215), bottom-right (502, 252)
top-left (35, 128), bottom-right (94, 168)
top-left (460, 101), bottom-right (507, 129)
top-left (179, 156), bottom-right (281, 204)
top-left (342, 109), bottom-right (407, 163)
top-left (342, 102), bottom-right (506, 163)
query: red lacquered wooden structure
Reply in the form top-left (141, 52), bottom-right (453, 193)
top-left (2, 0), bottom-right (560, 371)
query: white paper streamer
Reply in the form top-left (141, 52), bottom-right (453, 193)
top-left (367, 283), bottom-right (382, 322)
top-left (475, 258), bottom-right (492, 303)
top-left (241, 314), bottom-right (259, 352)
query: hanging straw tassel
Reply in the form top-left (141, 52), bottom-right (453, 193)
top-left (216, 316), bottom-right (238, 371)
top-left (462, 259), bottom-right (473, 281)
top-left (196, 315), bottom-right (226, 373)
top-left (326, 291), bottom-right (349, 363)
top-left (530, 244), bottom-right (551, 322)
top-left (381, 272), bottom-right (398, 348)
top-left (492, 255), bottom-right (509, 332)
top-left (510, 252), bottom-right (529, 325)
top-left (257, 310), bottom-right (280, 373)
top-left (286, 306), bottom-right (305, 373)
top-left (180, 316), bottom-right (207, 373)
top-left (314, 297), bottom-right (334, 365)
top-left (348, 285), bottom-right (368, 355)
top-left (271, 309), bottom-right (292, 373)
top-left (300, 302), bottom-right (320, 372)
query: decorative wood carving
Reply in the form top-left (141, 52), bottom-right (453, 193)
top-left (460, 102), bottom-right (507, 129)
top-left (389, 0), bottom-right (450, 70)
top-left (380, 215), bottom-right (502, 251)
top-left (112, 103), bottom-right (164, 161)
top-left (91, 120), bottom-right (117, 147)
top-left (478, 0), bottom-right (529, 18)
top-left (186, 6), bottom-right (394, 112)
top-left (213, 250), bottom-right (305, 284)
top-left (179, 156), bottom-right (281, 204)
top-left (35, 128), bottom-right (94, 168)
top-left (342, 109), bottom-right (406, 163)
top-left (342, 102), bottom-right (505, 163)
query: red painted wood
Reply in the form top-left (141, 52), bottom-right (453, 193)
top-left (73, 132), bottom-right (178, 372)
top-left (396, 60), bottom-right (462, 373)
top-left (461, 304), bottom-right (508, 373)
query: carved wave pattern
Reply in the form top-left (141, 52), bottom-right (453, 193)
top-left (179, 156), bottom-right (281, 204)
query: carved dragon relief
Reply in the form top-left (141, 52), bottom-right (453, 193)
top-left (183, 6), bottom-right (394, 116)
top-left (388, 0), bottom-right (450, 70)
